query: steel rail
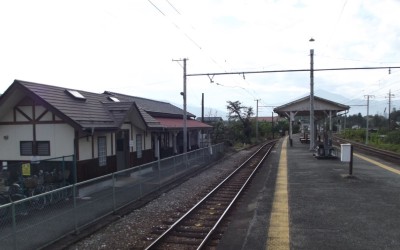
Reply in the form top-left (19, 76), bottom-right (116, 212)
top-left (144, 140), bottom-right (277, 250)
top-left (196, 140), bottom-right (275, 249)
top-left (333, 136), bottom-right (400, 163)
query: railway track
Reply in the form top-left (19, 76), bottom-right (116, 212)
top-left (333, 136), bottom-right (400, 164)
top-left (144, 140), bottom-right (278, 250)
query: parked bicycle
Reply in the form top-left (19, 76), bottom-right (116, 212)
top-left (24, 171), bottom-right (47, 210)
top-left (0, 183), bottom-right (26, 217)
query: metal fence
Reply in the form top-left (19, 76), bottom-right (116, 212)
top-left (0, 143), bottom-right (224, 250)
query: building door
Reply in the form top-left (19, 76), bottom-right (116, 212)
top-left (116, 130), bottom-right (130, 171)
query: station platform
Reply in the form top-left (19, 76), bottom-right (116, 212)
top-left (217, 134), bottom-right (400, 250)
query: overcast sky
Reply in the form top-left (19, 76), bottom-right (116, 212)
top-left (1, 0), bottom-right (399, 118)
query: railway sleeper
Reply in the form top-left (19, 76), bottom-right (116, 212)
top-left (161, 236), bottom-right (203, 246)
top-left (169, 231), bottom-right (207, 239)
top-left (208, 197), bottom-right (236, 202)
top-left (196, 207), bottom-right (226, 214)
top-left (174, 226), bottom-right (212, 234)
top-left (190, 210), bottom-right (224, 217)
top-left (181, 220), bottom-right (217, 227)
top-left (186, 214), bottom-right (223, 221)
top-left (205, 200), bottom-right (229, 206)
top-left (202, 204), bottom-right (225, 209)
top-left (214, 190), bottom-right (240, 196)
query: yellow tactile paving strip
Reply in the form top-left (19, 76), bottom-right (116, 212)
top-left (266, 137), bottom-right (289, 250)
top-left (354, 153), bottom-right (400, 175)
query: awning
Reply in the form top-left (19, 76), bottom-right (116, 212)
top-left (155, 117), bottom-right (212, 129)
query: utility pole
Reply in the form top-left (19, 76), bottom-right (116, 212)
top-left (309, 38), bottom-right (315, 150)
top-left (255, 99), bottom-right (260, 142)
top-left (364, 95), bottom-right (374, 145)
top-left (272, 112), bottom-right (274, 139)
top-left (201, 93), bottom-right (204, 123)
top-left (173, 58), bottom-right (188, 156)
top-left (183, 58), bottom-right (187, 155)
top-left (387, 90), bottom-right (395, 130)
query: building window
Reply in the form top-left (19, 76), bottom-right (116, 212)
top-left (65, 89), bottom-right (86, 100)
top-left (136, 134), bottom-right (142, 158)
top-left (20, 141), bottom-right (33, 156)
top-left (37, 141), bottom-right (50, 156)
top-left (20, 141), bottom-right (50, 156)
top-left (98, 136), bottom-right (107, 167)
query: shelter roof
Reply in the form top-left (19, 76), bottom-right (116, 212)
top-left (155, 117), bottom-right (212, 130)
top-left (273, 95), bottom-right (350, 118)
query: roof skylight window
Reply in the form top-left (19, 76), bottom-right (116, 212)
top-left (108, 96), bottom-right (120, 102)
top-left (65, 89), bottom-right (86, 100)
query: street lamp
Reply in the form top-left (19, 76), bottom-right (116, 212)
top-left (309, 38), bottom-right (315, 150)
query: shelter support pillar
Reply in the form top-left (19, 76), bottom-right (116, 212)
top-left (188, 131), bottom-right (192, 150)
top-left (198, 130), bottom-right (201, 148)
top-left (173, 132), bottom-right (178, 154)
top-left (289, 112), bottom-right (293, 141)
top-left (286, 111), bottom-right (296, 147)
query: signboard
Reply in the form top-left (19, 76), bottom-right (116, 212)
top-left (340, 144), bottom-right (352, 162)
top-left (22, 163), bottom-right (31, 176)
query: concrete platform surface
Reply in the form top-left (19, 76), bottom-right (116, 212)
top-left (218, 134), bottom-right (400, 250)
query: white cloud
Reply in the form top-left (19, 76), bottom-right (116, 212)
top-left (0, 0), bottom-right (399, 117)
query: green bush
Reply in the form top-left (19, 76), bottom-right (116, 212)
top-left (341, 129), bottom-right (366, 142)
top-left (384, 131), bottom-right (400, 144)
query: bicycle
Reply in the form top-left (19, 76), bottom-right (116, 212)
top-left (0, 183), bottom-right (27, 217)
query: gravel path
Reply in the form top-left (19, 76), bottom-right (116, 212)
top-left (68, 148), bottom-right (254, 250)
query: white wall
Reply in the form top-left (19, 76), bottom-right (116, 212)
top-left (78, 132), bottom-right (115, 161)
top-left (36, 123), bottom-right (74, 157)
top-left (0, 124), bottom-right (32, 160)
top-left (0, 123), bottom-right (75, 161)
top-left (2, 109), bottom-right (13, 122)
top-left (79, 136), bottom-right (92, 160)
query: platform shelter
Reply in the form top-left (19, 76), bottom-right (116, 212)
top-left (273, 95), bottom-right (350, 150)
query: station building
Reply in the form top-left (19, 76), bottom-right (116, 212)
top-left (0, 80), bottom-right (212, 182)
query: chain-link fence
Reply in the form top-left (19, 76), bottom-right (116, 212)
top-left (0, 143), bottom-right (224, 249)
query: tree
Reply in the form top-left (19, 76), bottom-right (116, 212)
top-left (390, 109), bottom-right (400, 129)
top-left (226, 101), bottom-right (254, 143)
top-left (346, 113), bottom-right (365, 128)
top-left (371, 114), bottom-right (386, 129)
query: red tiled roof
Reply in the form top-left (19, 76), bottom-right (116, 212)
top-left (155, 117), bottom-right (212, 129)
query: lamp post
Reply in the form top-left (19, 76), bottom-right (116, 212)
top-left (309, 38), bottom-right (315, 150)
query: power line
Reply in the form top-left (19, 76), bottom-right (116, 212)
top-left (322, 0), bottom-right (348, 54)
top-left (165, 0), bottom-right (181, 14)
top-left (147, 0), bottom-right (202, 50)
top-left (147, 0), bottom-right (166, 16)
top-left (148, 1), bottom-right (270, 102)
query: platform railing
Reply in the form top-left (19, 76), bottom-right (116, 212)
top-left (0, 143), bottom-right (224, 250)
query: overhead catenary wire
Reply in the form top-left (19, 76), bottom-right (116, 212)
top-left (187, 65), bottom-right (400, 114)
top-left (147, 0), bottom-right (264, 102)
top-left (187, 66), bottom-right (400, 77)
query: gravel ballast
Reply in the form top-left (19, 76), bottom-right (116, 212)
top-left (67, 148), bottom-right (255, 250)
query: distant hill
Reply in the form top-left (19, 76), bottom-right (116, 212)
top-left (171, 89), bottom-right (390, 120)
top-left (314, 89), bottom-right (389, 117)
